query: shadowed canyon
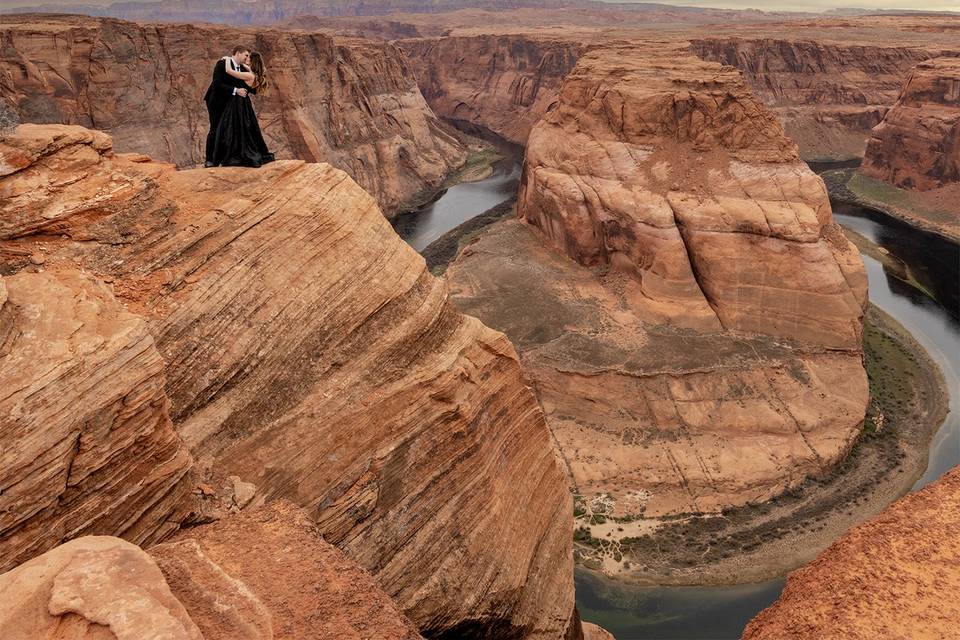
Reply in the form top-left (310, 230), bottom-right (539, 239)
top-left (1, 3), bottom-right (958, 640)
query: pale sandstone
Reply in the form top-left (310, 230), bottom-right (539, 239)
top-left (744, 466), bottom-right (960, 640)
top-left (0, 536), bottom-right (202, 640)
top-left (0, 14), bottom-right (466, 216)
top-left (0, 123), bottom-right (576, 638)
top-left (862, 57), bottom-right (960, 191)
top-left (0, 267), bottom-right (193, 573)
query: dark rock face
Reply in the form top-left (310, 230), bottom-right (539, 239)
top-left (861, 57), bottom-right (960, 190)
top-left (400, 34), bottom-right (582, 145)
top-left (690, 37), bottom-right (957, 160)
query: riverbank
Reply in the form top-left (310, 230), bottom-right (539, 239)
top-left (573, 303), bottom-right (949, 586)
top-left (822, 168), bottom-right (960, 244)
top-left (420, 198), bottom-right (516, 273)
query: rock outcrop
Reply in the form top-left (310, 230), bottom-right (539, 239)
top-left (401, 35), bottom-right (581, 144)
top-left (690, 37), bottom-right (951, 160)
top-left (0, 123), bottom-right (576, 638)
top-left (447, 44), bottom-right (868, 519)
top-left (744, 466), bottom-right (960, 640)
top-left (0, 503), bottom-right (424, 640)
top-left (861, 57), bottom-right (960, 190)
top-left (150, 501), bottom-right (424, 640)
top-left (0, 264), bottom-right (193, 573)
top-left (0, 536), bottom-right (203, 640)
top-left (0, 14), bottom-right (466, 216)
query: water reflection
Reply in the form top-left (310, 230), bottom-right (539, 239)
top-left (392, 154), bottom-right (520, 251)
top-left (576, 570), bottom-right (785, 640)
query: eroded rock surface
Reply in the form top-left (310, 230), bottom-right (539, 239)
top-left (744, 466), bottom-right (960, 640)
top-left (0, 266), bottom-right (193, 573)
top-left (0, 14), bottom-right (466, 216)
top-left (150, 501), bottom-right (423, 640)
top-left (861, 57), bottom-right (960, 191)
top-left (0, 123), bottom-right (576, 638)
top-left (448, 44), bottom-right (868, 518)
top-left (401, 35), bottom-right (581, 144)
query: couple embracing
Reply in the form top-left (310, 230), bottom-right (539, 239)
top-left (203, 45), bottom-right (275, 168)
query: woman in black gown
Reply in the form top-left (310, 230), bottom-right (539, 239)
top-left (211, 52), bottom-right (275, 168)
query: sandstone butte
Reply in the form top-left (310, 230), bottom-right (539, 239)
top-left (0, 501), bottom-right (424, 639)
top-left (0, 123), bottom-right (582, 638)
top-left (744, 465), bottom-right (960, 640)
top-left (862, 56), bottom-right (960, 191)
top-left (0, 14), bottom-right (467, 217)
top-left (446, 43), bottom-right (869, 518)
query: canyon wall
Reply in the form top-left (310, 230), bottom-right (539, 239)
top-left (744, 466), bottom-right (960, 639)
top-left (0, 123), bottom-right (578, 638)
top-left (690, 37), bottom-right (955, 160)
top-left (447, 43), bottom-right (868, 518)
top-left (0, 14), bottom-right (466, 216)
top-left (401, 35), bottom-right (582, 144)
top-left (861, 57), bottom-right (960, 191)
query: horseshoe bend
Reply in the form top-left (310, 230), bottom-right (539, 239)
top-left (0, 6), bottom-right (958, 640)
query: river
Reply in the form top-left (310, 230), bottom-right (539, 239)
top-left (395, 156), bottom-right (959, 639)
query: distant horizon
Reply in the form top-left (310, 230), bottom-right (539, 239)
top-left (1, 0), bottom-right (959, 14)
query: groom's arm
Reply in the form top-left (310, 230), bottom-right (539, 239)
top-left (213, 59), bottom-right (236, 96)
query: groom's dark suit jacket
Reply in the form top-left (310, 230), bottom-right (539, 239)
top-left (204, 58), bottom-right (247, 113)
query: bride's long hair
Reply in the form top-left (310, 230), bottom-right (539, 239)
top-left (249, 52), bottom-right (269, 95)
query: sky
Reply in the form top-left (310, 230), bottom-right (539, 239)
top-left (1, 0), bottom-right (957, 12)
top-left (617, 0), bottom-right (960, 11)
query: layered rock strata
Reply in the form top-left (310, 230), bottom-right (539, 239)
top-left (0, 503), bottom-right (424, 640)
top-left (744, 466), bottom-right (960, 639)
top-left (861, 57), bottom-right (960, 191)
top-left (401, 35), bottom-right (582, 144)
top-left (0, 266), bottom-right (193, 573)
top-left (448, 44), bottom-right (868, 517)
top-left (690, 37), bottom-right (955, 159)
top-left (0, 14), bottom-right (466, 216)
top-left (0, 123), bottom-right (576, 638)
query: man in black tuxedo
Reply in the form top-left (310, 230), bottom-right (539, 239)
top-left (203, 45), bottom-right (251, 167)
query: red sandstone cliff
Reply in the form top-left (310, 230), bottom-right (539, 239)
top-left (0, 14), bottom-right (466, 216)
top-left (0, 123), bottom-right (578, 638)
top-left (690, 37), bottom-right (957, 160)
top-left (401, 35), bottom-right (581, 144)
top-left (744, 466), bottom-right (960, 639)
top-left (447, 43), bottom-right (868, 520)
top-left (861, 57), bottom-right (960, 191)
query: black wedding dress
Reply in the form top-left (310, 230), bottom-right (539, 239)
top-left (210, 88), bottom-right (275, 168)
